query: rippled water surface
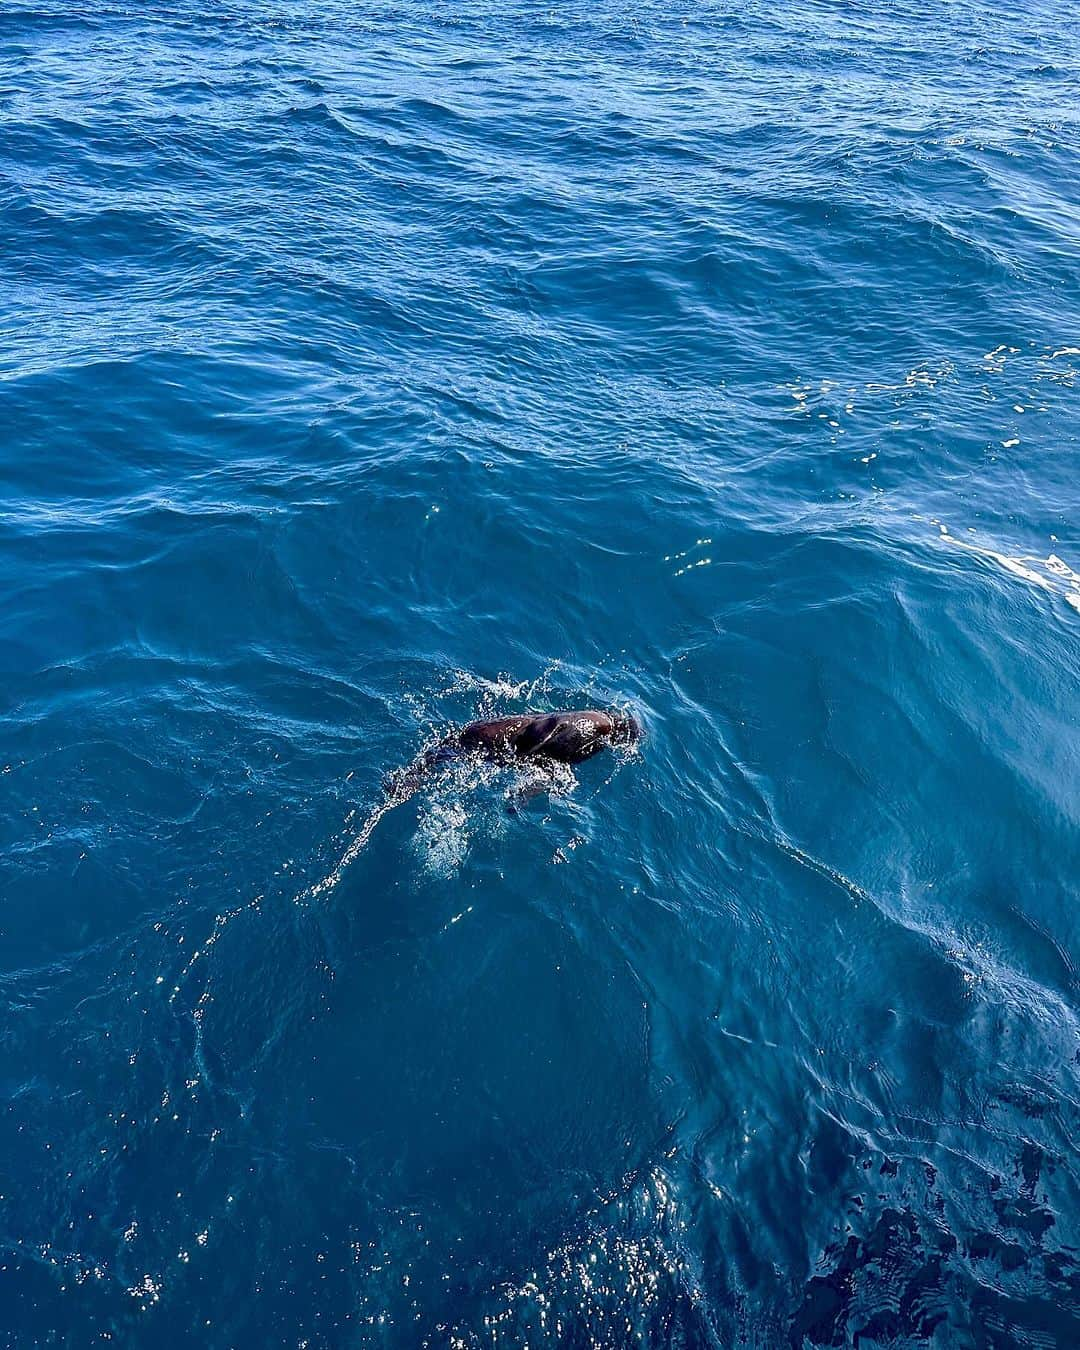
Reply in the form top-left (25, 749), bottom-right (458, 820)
top-left (2, 2), bottom-right (1079, 1345)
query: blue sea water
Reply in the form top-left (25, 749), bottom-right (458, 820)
top-left (2, 0), bottom-right (1080, 1345)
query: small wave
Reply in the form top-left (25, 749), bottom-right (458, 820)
top-left (934, 523), bottom-right (1080, 613)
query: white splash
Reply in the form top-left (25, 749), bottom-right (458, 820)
top-left (936, 527), bottom-right (1080, 612)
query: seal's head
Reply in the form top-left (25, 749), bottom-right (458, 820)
top-left (608, 710), bottom-right (642, 748)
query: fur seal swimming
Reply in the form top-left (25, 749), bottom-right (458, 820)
top-left (386, 709), bottom-right (641, 801)
top-left (456, 709), bottom-right (640, 763)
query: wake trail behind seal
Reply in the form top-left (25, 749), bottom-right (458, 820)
top-left (306, 786), bottom-right (411, 900)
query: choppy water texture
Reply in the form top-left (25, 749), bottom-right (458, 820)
top-left (2, 1), bottom-right (1079, 1346)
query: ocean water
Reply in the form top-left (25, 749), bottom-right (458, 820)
top-left (2, 1), bottom-right (1079, 1345)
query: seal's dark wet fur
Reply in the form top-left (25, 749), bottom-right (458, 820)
top-left (457, 710), bottom-right (640, 764)
top-left (386, 710), bottom-right (640, 801)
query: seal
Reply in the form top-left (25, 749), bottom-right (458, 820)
top-left (458, 709), bottom-right (640, 763)
top-left (385, 709), bottom-right (641, 801)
